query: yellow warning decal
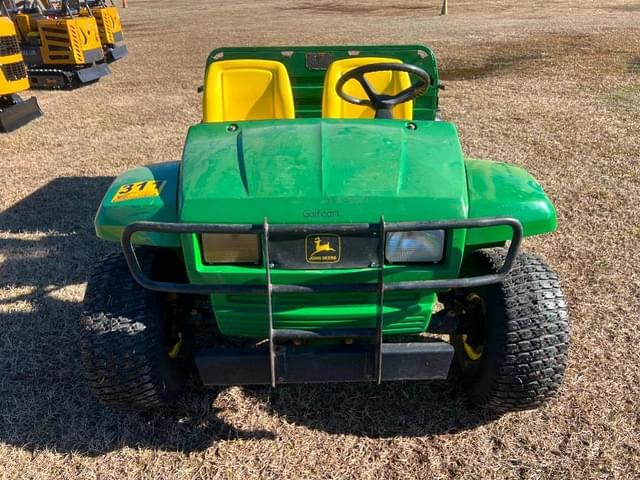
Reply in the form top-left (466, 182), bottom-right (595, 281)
top-left (112, 180), bottom-right (166, 203)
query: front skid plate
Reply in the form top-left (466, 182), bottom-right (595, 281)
top-left (195, 342), bottom-right (454, 385)
top-left (107, 45), bottom-right (128, 62)
top-left (76, 63), bottom-right (112, 83)
top-left (0, 97), bottom-right (42, 132)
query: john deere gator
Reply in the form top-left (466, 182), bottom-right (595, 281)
top-left (0, 9), bottom-right (41, 131)
top-left (82, 46), bottom-right (570, 415)
top-left (7, 0), bottom-right (110, 88)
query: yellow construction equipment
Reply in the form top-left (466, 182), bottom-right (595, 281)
top-left (0, 8), bottom-right (41, 131)
top-left (5, 0), bottom-right (111, 88)
top-left (85, 0), bottom-right (127, 62)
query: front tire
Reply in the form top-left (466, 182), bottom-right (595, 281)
top-left (451, 249), bottom-right (570, 413)
top-left (80, 250), bottom-right (189, 411)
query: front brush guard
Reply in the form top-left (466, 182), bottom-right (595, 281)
top-left (120, 217), bottom-right (522, 386)
top-left (121, 217), bottom-right (522, 294)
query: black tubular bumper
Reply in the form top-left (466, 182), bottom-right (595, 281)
top-left (121, 217), bottom-right (522, 294)
top-left (121, 216), bottom-right (522, 386)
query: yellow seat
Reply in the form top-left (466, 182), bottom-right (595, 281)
top-left (322, 57), bottom-right (413, 120)
top-left (203, 59), bottom-right (295, 123)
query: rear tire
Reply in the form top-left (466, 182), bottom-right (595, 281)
top-left (451, 249), bottom-right (570, 413)
top-left (80, 250), bottom-right (188, 411)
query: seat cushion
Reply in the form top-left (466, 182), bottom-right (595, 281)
top-left (322, 57), bottom-right (413, 120)
top-left (203, 59), bottom-right (295, 123)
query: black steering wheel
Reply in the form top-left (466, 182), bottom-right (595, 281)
top-left (335, 63), bottom-right (431, 119)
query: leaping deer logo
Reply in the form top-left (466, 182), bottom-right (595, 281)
top-left (311, 236), bottom-right (336, 256)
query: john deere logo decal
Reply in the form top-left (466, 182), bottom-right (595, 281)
top-left (305, 234), bottom-right (341, 264)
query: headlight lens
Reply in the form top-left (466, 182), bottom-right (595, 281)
top-left (201, 234), bottom-right (260, 264)
top-left (385, 230), bottom-right (445, 263)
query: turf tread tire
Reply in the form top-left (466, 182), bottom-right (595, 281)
top-left (455, 249), bottom-right (570, 413)
top-left (80, 251), bottom-right (186, 411)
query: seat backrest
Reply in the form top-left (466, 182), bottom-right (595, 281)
top-left (203, 59), bottom-right (295, 123)
top-left (322, 57), bottom-right (413, 120)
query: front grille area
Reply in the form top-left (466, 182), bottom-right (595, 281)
top-left (0, 35), bottom-right (21, 56)
top-left (1, 61), bottom-right (28, 81)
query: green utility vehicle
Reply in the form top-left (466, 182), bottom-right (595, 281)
top-left (82, 45), bottom-right (569, 414)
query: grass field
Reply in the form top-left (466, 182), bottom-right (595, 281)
top-left (1, 0), bottom-right (639, 478)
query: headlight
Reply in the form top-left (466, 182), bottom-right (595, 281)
top-left (385, 230), bottom-right (445, 263)
top-left (201, 234), bottom-right (260, 264)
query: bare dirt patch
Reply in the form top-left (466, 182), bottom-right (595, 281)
top-left (439, 52), bottom-right (546, 80)
top-left (285, 1), bottom-right (438, 15)
top-left (609, 4), bottom-right (640, 12)
top-left (1, 1), bottom-right (640, 479)
top-left (608, 84), bottom-right (640, 110)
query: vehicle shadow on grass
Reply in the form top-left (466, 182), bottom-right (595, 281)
top-left (243, 381), bottom-right (498, 439)
top-left (0, 177), bottom-right (275, 456)
top-left (0, 176), bottom-right (494, 456)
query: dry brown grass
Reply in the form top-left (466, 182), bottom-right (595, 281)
top-left (1, 0), bottom-right (639, 478)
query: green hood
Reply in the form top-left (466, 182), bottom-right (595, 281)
top-left (180, 119), bottom-right (468, 224)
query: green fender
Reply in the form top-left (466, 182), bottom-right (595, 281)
top-left (465, 159), bottom-right (557, 247)
top-left (95, 161), bottom-right (181, 247)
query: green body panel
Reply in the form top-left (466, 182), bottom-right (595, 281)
top-left (184, 232), bottom-right (455, 336)
top-left (95, 161), bottom-right (181, 247)
top-left (464, 159), bottom-right (557, 246)
top-left (212, 291), bottom-right (437, 337)
top-left (180, 119), bottom-right (468, 224)
top-left (92, 45), bottom-right (558, 338)
top-left (206, 45), bottom-right (440, 120)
